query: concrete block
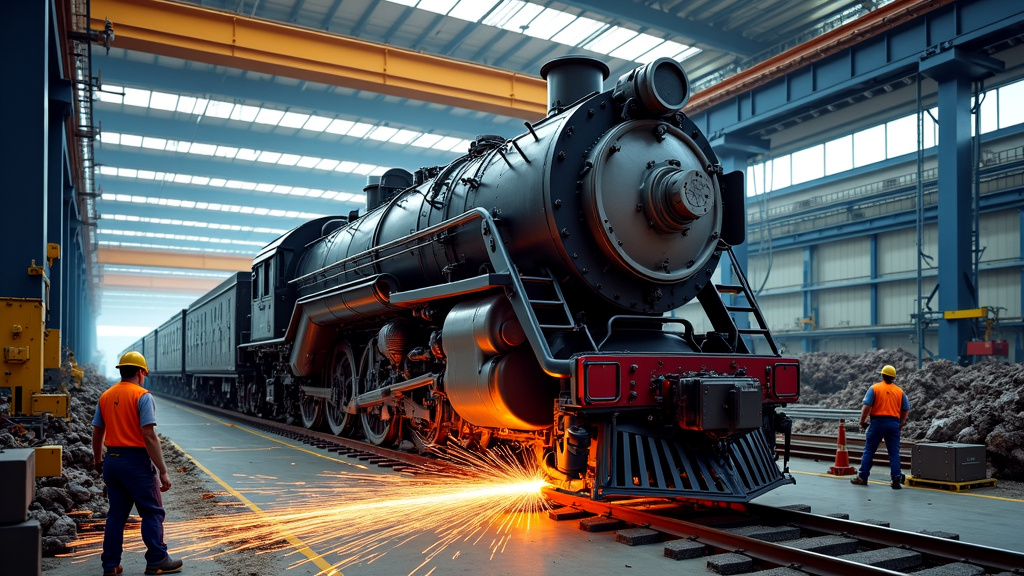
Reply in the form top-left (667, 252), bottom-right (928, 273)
top-left (547, 507), bottom-right (593, 521)
top-left (0, 448), bottom-right (35, 523)
top-left (0, 519), bottom-right (41, 576)
top-left (913, 562), bottom-right (985, 576)
top-left (614, 527), bottom-right (660, 545)
top-left (840, 547), bottom-right (922, 571)
top-left (778, 503), bottom-right (812, 513)
top-left (919, 529), bottom-right (960, 540)
top-left (579, 516), bottom-right (623, 532)
top-left (664, 539), bottom-right (706, 560)
top-left (707, 552), bottom-right (753, 575)
top-left (858, 518), bottom-right (890, 527)
top-left (787, 535), bottom-right (858, 555)
top-left (725, 524), bottom-right (801, 542)
top-left (747, 569), bottom-right (806, 576)
top-left (827, 512), bottom-right (850, 520)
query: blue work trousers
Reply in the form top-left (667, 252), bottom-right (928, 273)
top-left (858, 416), bottom-right (902, 480)
top-left (101, 447), bottom-right (168, 572)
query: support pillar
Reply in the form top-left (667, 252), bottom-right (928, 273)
top-left (1, 1), bottom-right (50, 300)
top-left (920, 48), bottom-right (1002, 363)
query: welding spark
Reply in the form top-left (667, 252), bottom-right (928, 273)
top-left (68, 445), bottom-right (552, 575)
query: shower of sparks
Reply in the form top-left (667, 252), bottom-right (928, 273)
top-left (67, 445), bottom-right (552, 575)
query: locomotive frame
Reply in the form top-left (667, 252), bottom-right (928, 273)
top-left (125, 56), bottom-right (799, 503)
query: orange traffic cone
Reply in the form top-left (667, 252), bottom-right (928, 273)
top-left (827, 419), bottom-right (857, 475)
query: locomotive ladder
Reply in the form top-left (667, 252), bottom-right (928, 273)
top-left (701, 247), bottom-right (780, 356)
top-left (519, 270), bottom-right (597, 349)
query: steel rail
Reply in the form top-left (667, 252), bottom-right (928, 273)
top-left (541, 488), bottom-right (905, 576)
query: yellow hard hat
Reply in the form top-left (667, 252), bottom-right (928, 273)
top-left (116, 350), bottom-right (149, 373)
top-left (881, 365), bottom-right (897, 378)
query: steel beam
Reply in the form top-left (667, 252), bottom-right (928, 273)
top-left (90, 0), bottom-right (547, 119)
top-left (101, 273), bottom-right (223, 293)
top-left (98, 248), bottom-right (251, 272)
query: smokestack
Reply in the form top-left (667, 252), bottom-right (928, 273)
top-left (539, 56), bottom-right (610, 114)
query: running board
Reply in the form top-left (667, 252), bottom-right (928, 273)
top-left (593, 423), bottom-right (794, 501)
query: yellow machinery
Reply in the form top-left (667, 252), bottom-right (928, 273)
top-left (1, 243), bottom-right (71, 421)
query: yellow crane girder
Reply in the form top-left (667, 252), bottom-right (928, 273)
top-left (90, 0), bottom-right (548, 119)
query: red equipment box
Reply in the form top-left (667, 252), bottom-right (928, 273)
top-left (965, 340), bottom-right (1008, 356)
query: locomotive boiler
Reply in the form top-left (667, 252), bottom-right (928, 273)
top-left (145, 56), bottom-right (799, 502)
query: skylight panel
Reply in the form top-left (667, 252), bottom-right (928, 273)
top-left (306, 189), bottom-right (325, 198)
top-left (389, 0), bottom-right (418, 6)
top-left (172, 174), bottom-right (192, 184)
top-left (278, 112), bottom-right (310, 128)
top-left (389, 129), bottom-right (420, 145)
top-left (209, 178), bottom-right (227, 187)
top-left (434, 136), bottom-right (465, 152)
top-left (584, 27), bottom-right (638, 55)
top-left (448, 0), bottom-right (500, 21)
top-left (417, 0), bottom-right (459, 14)
top-left (290, 187), bottom-right (310, 196)
top-left (675, 46), bottom-right (702, 61)
top-left (634, 40), bottom-right (691, 63)
top-left (520, 9), bottom-right (574, 39)
top-left (497, 1), bottom-right (544, 33)
top-left (482, 0), bottom-right (525, 28)
top-left (255, 183), bottom-right (276, 192)
top-left (214, 146), bottom-right (239, 158)
top-left (96, 90), bottom-right (123, 105)
top-left (257, 151), bottom-right (282, 163)
top-left (316, 159), bottom-right (340, 171)
top-left (149, 91), bottom-right (179, 112)
top-left (347, 122), bottom-right (374, 138)
top-left (189, 143), bottom-right (216, 155)
top-left (272, 185), bottom-right (292, 195)
top-left (325, 119), bottom-right (355, 135)
top-left (277, 154), bottom-right (301, 166)
top-left (336, 161), bottom-right (359, 173)
top-left (137, 170), bottom-right (157, 180)
top-left (141, 137), bottom-right (167, 150)
top-left (118, 168), bottom-right (138, 178)
top-left (98, 165), bottom-right (117, 176)
top-left (205, 100), bottom-right (234, 118)
top-left (231, 104), bottom-right (261, 122)
top-left (254, 108), bottom-right (285, 125)
top-left (191, 176), bottom-right (210, 186)
top-left (99, 132), bottom-right (120, 145)
top-left (610, 34), bottom-right (664, 61)
top-left (297, 156), bottom-right (321, 168)
top-left (303, 115), bottom-right (333, 132)
top-left (411, 134), bottom-right (442, 148)
top-left (122, 87), bottom-right (151, 108)
top-left (353, 164), bottom-right (377, 175)
top-left (176, 96), bottom-right (199, 114)
top-left (120, 134), bottom-right (143, 147)
top-left (235, 148), bottom-right (261, 161)
top-left (368, 126), bottom-right (398, 142)
top-left (550, 17), bottom-right (605, 46)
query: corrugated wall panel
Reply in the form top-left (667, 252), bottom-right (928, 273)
top-left (878, 224), bottom-right (938, 276)
top-left (815, 237), bottom-right (871, 283)
top-left (816, 286), bottom-right (870, 329)
top-left (816, 336), bottom-right (874, 353)
top-left (878, 278), bottom-right (936, 326)
top-left (749, 248), bottom-right (803, 290)
top-left (979, 210), bottom-right (1020, 263)
top-left (759, 293), bottom-right (804, 332)
top-left (979, 268), bottom-right (1021, 318)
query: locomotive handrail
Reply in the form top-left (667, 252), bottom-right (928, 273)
top-left (597, 315), bottom-right (697, 351)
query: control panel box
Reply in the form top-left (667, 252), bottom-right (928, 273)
top-left (912, 442), bottom-right (987, 482)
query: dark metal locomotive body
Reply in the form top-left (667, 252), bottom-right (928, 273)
top-left (139, 56), bottom-right (798, 502)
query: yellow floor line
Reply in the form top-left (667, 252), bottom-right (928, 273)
top-left (791, 469), bottom-right (1024, 502)
top-left (166, 437), bottom-right (342, 576)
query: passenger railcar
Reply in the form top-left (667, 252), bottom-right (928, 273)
top-left (127, 56), bottom-right (798, 503)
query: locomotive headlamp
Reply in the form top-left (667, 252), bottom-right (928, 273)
top-left (613, 57), bottom-right (691, 117)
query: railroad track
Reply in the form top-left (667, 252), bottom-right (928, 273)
top-left (542, 489), bottom-right (1024, 575)
top-left (782, 432), bottom-right (913, 470)
top-left (159, 395), bottom-right (444, 473)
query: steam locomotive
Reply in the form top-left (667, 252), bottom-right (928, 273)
top-left (126, 56), bottom-right (798, 502)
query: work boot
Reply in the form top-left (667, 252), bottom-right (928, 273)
top-left (102, 566), bottom-right (123, 576)
top-left (145, 555), bottom-right (183, 575)
top-left (891, 477), bottom-right (903, 489)
top-left (850, 476), bottom-right (868, 486)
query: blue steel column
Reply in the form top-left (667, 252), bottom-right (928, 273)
top-left (869, 234), bottom-right (878, 349)
top-left (802, 246), bottom-right (814, 353)
top-left (1, 1), bottom-right (49, 300)
top-left (716, 150), bottom-right (752, 335)
top-left (48, 84), bottom-right (72, 343)
top-left (920, 48), bottom-right (1002, 363)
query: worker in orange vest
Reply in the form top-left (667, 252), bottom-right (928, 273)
top-left (92, 351), bottom-right (183, 575)
top-left (850, 364), bottom-right (910, 489)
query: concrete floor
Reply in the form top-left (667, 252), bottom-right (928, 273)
top-left (44, 399), bottom-right (1024, 576)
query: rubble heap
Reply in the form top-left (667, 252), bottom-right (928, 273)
top-left (793, 348), bottom-right (1024, 480)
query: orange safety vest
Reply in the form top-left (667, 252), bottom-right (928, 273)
top-left (97, 381), bottom-right (150, 447)
top-left (868, 381), bottom-right (905, 418)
